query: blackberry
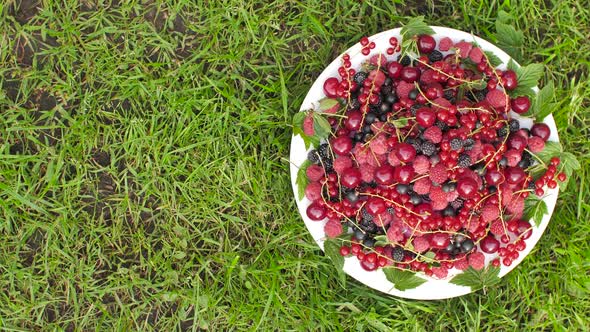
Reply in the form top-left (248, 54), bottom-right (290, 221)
top-left (519, 151), bottom-right (534, 168)
top-left (408, 89), bottom-right (418, 100)
top-left (406, 137), bottom-right (423, 152)
top-left (443, 89), bottom-right (455, 102)
top-left (365, 112), bottom-right (377, 124)
top-left (398, 55), bottom-right (411, 66)
top-left (385, 93), bottom-right (397, 104)
top-left (509, 119), bottom-right (520, 132)
top-left (307, 150), bottom-right (320, 164)
top-left (497, 125), bottom-right (508, 137)
top-left (318, 143), bottom-right (332, 160)
top-left (435, 121), bottom-right (450, 131)
top-left (463, 138), bottom-right (475, 151)
top-left (380, 84), bottom-right (392, 96)
top-left (468, 89), bottom-right (487, 102)
top-left (457, 154), bottom-right (471, 168)
top-left (353, 71), bottom-right (368, 85)
top-left (361, 208), bottom-right (374, 223)
top-left (347, 98), bottom-right (361, 111)
top-left (428, 50), bottom-right (443, 63)
top-left (391, 246), bottom-right (405, 262)
top-left (421, 141), bottom-right (437, 156)
top-left (450, 138), bottom-right (463, 150)
top-left (364, 223), bottom-right (378, 234)
top-left (450, 198), bottom-right (464, 210)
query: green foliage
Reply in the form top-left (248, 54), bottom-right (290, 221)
top-left (383, 268), bottom-right (427, 291)
top-left (449, 266), bottom-right (501, 290)
top-left (523, 196), bottom-right (549, 227)
top-left (296, 160), bottom-right (312, 200)
top-left (495, 11), bottom-right (525, 61)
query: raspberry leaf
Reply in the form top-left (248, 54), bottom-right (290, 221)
top-left (527, 81), bottom-right (557, 121)
top-left (494, 11), bottom-right (524, 62)
top-left (296, 160), bottom-right (311, 201)
top-left (318, 98), bottom-right (340, 112)
top-left (449, 266), bottom-right (501, 291)
top-left (483, 51), bottom-right (503, 68)
top-left (389, 117), bottom-right (410, 128)
top-left (506, 61), bottom-right (544, 97)
top-left (323, 237), bottom-right (345, 274)
top-left (383, 268), bottom-right (427, 291)
top-left (374, 234), bottom-right (389, 247)
top-left (400, 16), bottom-right (435, 38)
top-left (311, 112), bottom-right (332, 140)
top-left (523, 196), bottom-right (548, 227)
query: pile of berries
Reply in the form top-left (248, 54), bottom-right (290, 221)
top-left (303, 35), bottom-right (566, 278)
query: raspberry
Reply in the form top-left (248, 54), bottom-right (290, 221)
top-left (413, 155), bottom-right (431, 174)
top-left (368, 69), bottom-right (386, 87)
top-left (396, 81), bottom-right (414, 99)
top-left (501, 186), bottom-right (514, 207)
top-left (369, 54), bottom-right (387, 67)
top-left (369, 133), bottom-right (389, 155)
top-left (303, 114), bottom-right (315, 136)
top-left (305, 181), bottom-right (323, 202)
top-left (485, 89), bottom-right (509, 110)
top-left (423, 126), bottom-right (443, 144)
top-left (413, 236), bottom-right (430, 252)
top-left (360, 163), bottom-right (376, 183)
top-left (413, 177), bottom-right (432, 195)
top-left (387, 150), bottom-right (401, 166)
top-left (454, 257), bottom-right (469, 270)
top-left (489, 220), bottom-right (506, 236)
top-left (506, 197), bottom-right (525, 216)
top-left (481, 204), bottom-right (500, 223)
top-left (432, 198), bottom-right (449, 210)
top-left (429, 163), bottom-right (449, 184)
top-left (431, 97), bottom-right (452, 112)
top-left (504, 149), bottom-right (522, 167)
top-left (432, 266), bottom-right (448, 279)
top-left (445, 189), bottom-right (459, 203)
top-left (527, 136), bottom-right (545, 153)
top-left (374, 211), bottom-right (392, 227)
top-left (468, 47), bottom-right (484, 64)
top-left (324, 220), bottom-right (343, 238)
top-left (420, 69), bottom-right (437, 84)
top-left (306, 164), bottom-right (325, 182)
top-left (468, 252), bottom-right (485, 270)
top-left (367, 151), bottom-right (387, 167)
top-left (333, 156), bottom-right (353, 174)
top-left (386, 222), bottom-right (404, 243)
top-left (429, 185), bottom-right (448, 204)
top-left (353, 145), bottom-right (372, 165)
top-left (439, 37), bottom-right (453, 51)
top-left (455, 41), bottom-right (473, 58)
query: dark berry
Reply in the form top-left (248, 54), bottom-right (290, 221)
top-left (385, 93), bottom-right (397, 104)
top-left (457, 154), bottom-right (471, 168)
top-left (362, 124), bottom-right (373, 134)
top-left (442, 182), bottom-right (456, 193)
top-left (396, 184), bottom-right (410, 195)
top-left (509, 119), bottom-right (520, 132)
top-left (405, 137), bottom-right (423, 153)
top-left (307, 150), bottom-right (320, 164)
top-left (450, 138), bottom-right (463, 150)
top-left (363, 237), bottom-right (376, 248)
top-left (421, 141), bottom-right (437, 156)
top-left (442, 205), bottom-right (456, 217)
top-left (410, 193), bottom-right (423, 205)
top-left (408, 89), bottom-right (418, 100)
top-left (435, 121), bottom-right (450, 131)
top-left (398, 55), bottom-right (411, 67)
top-left (463, 138), bottom-right (475, 150)
top-left (347, 99), bottom-right (361, 111)
top-left (498, 157), bottom-right (508, 167)
top-left (451, 198), bottom-right (464, 210)
top-left (354, 228), bottom-right (366, 241)
top-left (460, 239), bottom-right (474, 253)
top-left (365, 112), bottom-right (377, 124)
top-left (410, 103), bottom-right (423, 116)
top-left (428, 50), bottom-right (443, 63)
top-left (353, 71), bottom-right (368, 85)
top-left (391, 246), bottom-right (405, 261)
top-left (346, 190), bottom-right (359, 203)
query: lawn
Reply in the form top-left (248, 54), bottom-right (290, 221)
top-left (0, 0), bottom-right (588, 330)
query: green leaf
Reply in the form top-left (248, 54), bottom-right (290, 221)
top-left (323, 238), bottom-right (345, 272)
top-left (507, 59), bottom-right (519, 72)
top-left (527, 81), bottom-right (556, 121)
top-left (312, 112), bottom-right (332, 140)
top-left (449, 266), bottom-right (501, 291)
top-left (559, 152), bottom-right (581, 192)
top-left (533, 141), bottom-right (563, 163)
top-left (483, 51), bottom-right (503, 68)
top-left (389, 117), bottom-right (410, 128)
top-left (514, 63), bottom-right (544, 90)
top-left (373, 234), bottom-right (389, 247)
top-left (296, 160), bottom-right (312, 200)
top-left (400, 16), bottom-right (435, 39)
top-left (497, 10), bottom-right (512, 24)
top-left (383, 268), bottom-right (426, 291)
top-left (293, 125), bottom-right (319, 150)
top-left (494, 16), bottom-right (524, 61)
top-left (523, 196), bottom-right (548, 227)
top-left (318, 98), bottom-right (340, 113)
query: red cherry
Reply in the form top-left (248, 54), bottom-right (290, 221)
top-left (395, 143), bottom-right (417, 162)
top-left (344, 111), bottom-right (363, 132)
top-left (457, 177), bottom-right (479, 199)
top-left (306, 202), bottom-right (326, 221)
top-left (366, 197), bottom-right (386, 215)
top-left (387, 61), bottom-right (403, 78)
top-left (530, 123), bottom-right (551, 141)
top-left (394, 165), bottom-right (415, 184)
top-left (503, 70), bottom-right (518, 90)
top-left (417, 35), bottom-right (436, 53)
top-left (375, 164), bottom-right (396, 185)
top-left (480, 236), bottom-right (500, 254)
top-left (430, 233), bottom-right (450, 249)
top-left (517, 220), bottom-right (533, 240)
top-left (505, 167), bottom-right (526, 184)
top-left (400, 67), bottom-right (421, 83)
top-left (415, 107), bottom-right (436, 127)
top-left (323, 77), bottom-right (339, 98)
top-left (484, 169), bottom-right (504, 186)
top-left (511, 96), bottom-right (531, 114)
top-left (341, 167), bottom-right (362, 188)
top-left (331, 136), bottom-right (353, 156)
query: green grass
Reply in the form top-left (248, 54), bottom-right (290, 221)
top-left (0, 0), bottom-right (589, 330)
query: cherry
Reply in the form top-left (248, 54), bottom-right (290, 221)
top-left (517, 220), bottom-right (533, 240)
top-left (306, 202), bottom-right (326, 221)
top-left (341, 167), bottom-right (362, 188)
top-left (530, 123), bottom-right (551, 141)
top-left (344, 111), bottom-right (363, 131)
top-left (511, 96), bottom-right (531, 114)
top-left (417, 35), bottom-right (436, 53)
top-left (484, 169), bottom-right (504, 186)
top-left (387, 61), bottom-right (403, 78)
top-left (457, 177), bottom-right (479, 199)
top-left (502, 70), bottom-right (518, 90)
top-left (480, 235), bottom-right (500, 254)
top-left (323, 77), bottom-right (339, 98)
top-left (430, 233), bottom-right (450, 249)
top-left (394, 165), bottom-right (415, 184)
top-left (415, 107), bottom-right (436, 127)
top-left (400, 67), bottom-right (421, 83)
top-left (505, 167), bottom-right (526, 184)
top-left (366, 197), bottom-right (386, 215)
top-left (395, 143), bottom-right (417, 162)
top-left (508, 134), bottom-right (528, 151)
top-left (331, 136), bottom-right (353, 156)
top-left (360, 255), bottom-right (378, 271)
top-left (375, 164), bottom-right (396, 185)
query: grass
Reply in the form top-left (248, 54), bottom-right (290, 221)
top-left (0, 0), bottom-right (588, 330)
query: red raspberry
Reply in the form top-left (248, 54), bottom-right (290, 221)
top-left (387, 150), bottom-right (402, 166)
top-left (305, 181), bottom-right (322, 202)
top-left (369, 133), bottom-right (389, 155)
top-left (303, 113), bottom-right (314, 136)
top-left (439, 37), bottom-right (453, 51)
top-left (432, 266), bottom-right (448, 279)
top-left (429, 186), bottom-right (448, 204)
top-left (306, 164), bottom-right (325, 182)
top-left (413, 236), bottom-right (430, 252)
top-left (485, 89), bottom-right (509, 110)
top-left (423, 126), bottom-right (443, 144)
top-left (527, 136), bottom-right (545, 153)
top-left (368, 69), bottom-right (386, 87)
top-left (489, 220), bottom-right (506, 236)
top-left (468, 252), bottom-right (486, 270)
top-left (431, 97), bottom-right (452, 112)
top-left (481, 203), bottom-right (500, 223)
top-left (454, 257), bottom-right (469, 270)
top-left (413, 155), bottom-right (431, 174)
top-left (386, 221), bottom-right (404, 243)
top-left (369, 54), bottom-right (387, 67)
top-left (468, 47), bottom-right (484, 64)
top-left (445, 189), bottom-right (459, 202)
top-left (501, 186), bottom-right (514, 207)
top-left (353, 145), bottom-right (371, 165)
top-left (455, 41), bottom-right (473, 58)
top-left (396, 81), bottom-right (414, 99)
top-left (374, 211), bottom-right (392, 227)
top-left (506, 197), bottom-right (525, 216)
top-left (504, 149), bottom-right (522, 167)
top-left (333, 156), bottom-right (353, 174)
top-left (432, 198), bottom-right (449, 210)
top-left (360, 163), bottom-right (376, 183)
top-left (420, 69), bottom-right (437, 84)
top-left (367, 151), bottom-right (387, 167)
top-left (429, 163), bottom-right (449, 184)
top-left (413, 177), bottom-right (432, 195)
top-left (324, 220), bottom-right (343, 238)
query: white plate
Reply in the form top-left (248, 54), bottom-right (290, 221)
top-left (290, 27), bottom-right (560, 300)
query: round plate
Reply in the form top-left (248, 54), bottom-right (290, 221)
top-left (290, 26), bottom-right (560, 299)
